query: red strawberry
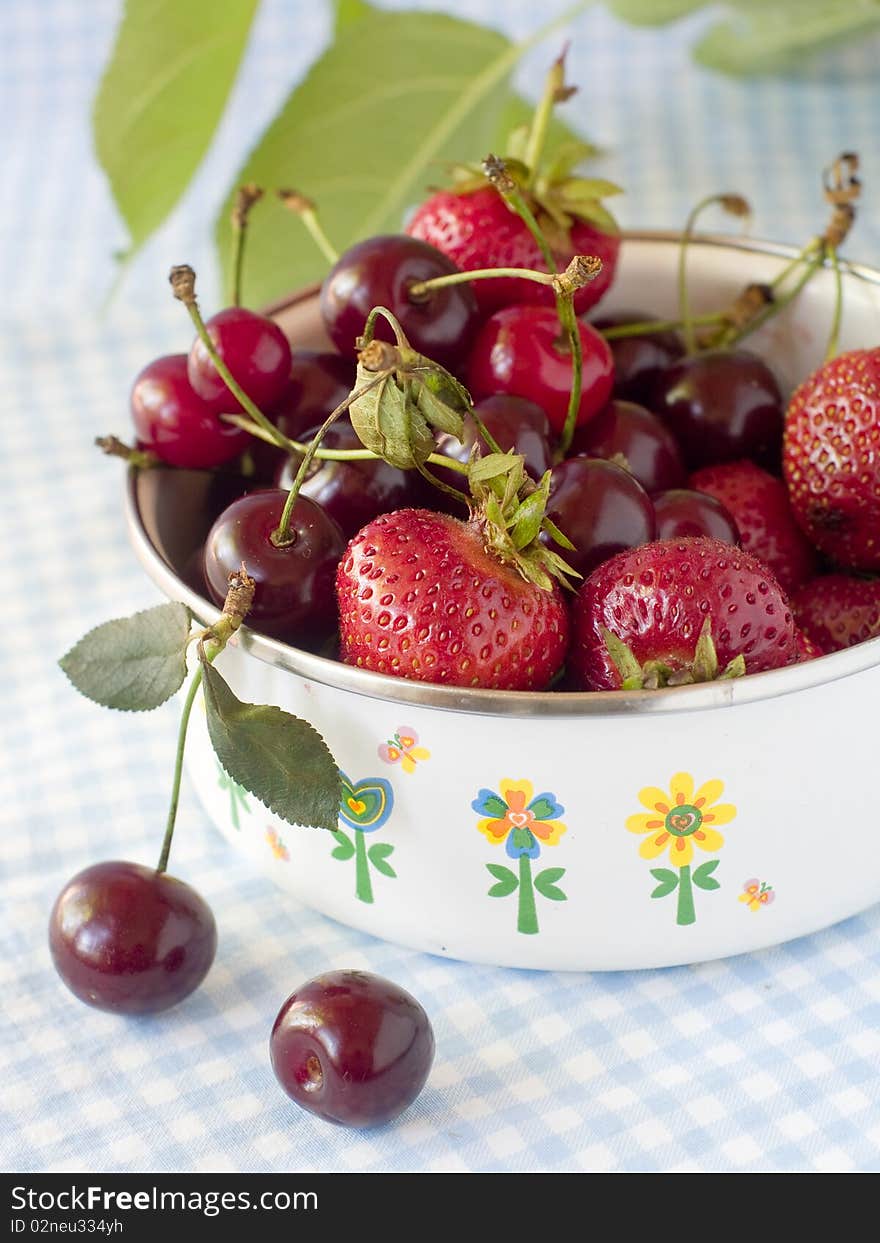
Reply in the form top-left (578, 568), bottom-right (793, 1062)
top-left (336, 509), bottom-right (570, 690)
top-left (570, 536), bottom-right (797, 691)
top-left (689, 459), bottom-right (816, 594)
top-left (791, 573), bottom-right (880, 653)
top-left (783, 347), bottom-right (880, 570)
top-left (794, 628), bottom-right (823, 663)
top-left (407, 187), bottom-right (620, 316)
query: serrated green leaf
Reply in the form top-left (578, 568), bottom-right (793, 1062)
top-left (330, 829), bottom-right (356, 860)
top-left (534, 867), bottom-right (567, 901)
top-left (650, 867), bottom-right (679, 898)
top-left (469, 452), bottom-right (521, 484)
top-left (692, 859), bottom-right (721, 891)
top-left (368, 842), bottom-right (397, 877)
top-left (557, 177), bottom-right (624, 200)
top-left (606, 0), bottom-right (707, 25)
top-left (216, 8), bottom-right (588, 306)
top-left (59, 602), bottom-right (191, 712)
top-left (486, 862), bottom-right (519, 897)
top-left (94, 0), bottom-right (259, 261)
top-left (200, 658), bottom-right (340, 831)
top-left (693, 1), bottom-right (880, 76)
top-left (415, 382), bottom-right (465, 439)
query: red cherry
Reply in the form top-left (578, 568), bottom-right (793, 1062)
top-left (653, 488), bottom-right (741, 545)
top-left (270, 970), bottom-right (435, 1128)
top-left (130, 354), bottom-right (249, 469)
top-left (590, 310), bottom-right (685, 405)
top-left (320, 235), bottom-right (479, 371)
top-left (203, 490), bottom-right (345, 646)
top-left (543, 457), bottom-right (656, 577)
top-left (49, 861), bottom-right (216, 1014)
top-left (188, 307), bottom-right (292, 413)
top-left (467, 305), bottom-right (614, 435)
top-left (568, 399), bottom-right (686, 494)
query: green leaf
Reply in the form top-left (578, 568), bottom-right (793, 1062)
top-left (486, 862), bottom-right (519, 897)
top-left (368, 842), bottom-right (397, 878)
top-left (217, 8), bottom-right (584, 306)
top-left (606, 0), bottom-right (707, 24)
top-left (694, 1), bottom-right (880, 76)
top-left (534, 867), bottom-right (567, 901)
top-left (330, 829), bottom-right (356, 860)
top-left (692, 859), bottom-right (721, 891)
top-left (334, 0), bottom-right (373, 32)
top-left (650, 867), bottom-right (679, 899)
top-left (59, 602), bottom-right (191, 711)
top-left (94, 0), bottom-right (259, 260)
top-left (200, 657), bottom-right (341, 831)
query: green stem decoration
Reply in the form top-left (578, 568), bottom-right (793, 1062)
top-left (676, 865), bottom-right (696, 927)
top-left (517, 854), bottom-right (539, 935)
top-left (354, 832), bottom-right (374, 905)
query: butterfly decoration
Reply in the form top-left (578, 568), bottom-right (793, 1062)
top-left (378, 726), bottom-right (430, 774)
top-left (265, 826), bottom-right (290, 862)
top-left (739, 878), bottom-right (774, 912)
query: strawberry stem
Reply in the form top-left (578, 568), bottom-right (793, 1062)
top-left (523, 48), bottom-right (570, 182)
top-left (278, 189), bottom-right (340, 265)
top-left (229, 184), bottom-right (263, 307)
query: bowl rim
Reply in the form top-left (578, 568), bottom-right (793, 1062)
top-left (125, 229), bottom-right (880, 720)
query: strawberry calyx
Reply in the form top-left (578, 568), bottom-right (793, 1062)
top-left (603, 619), bottom-right (747, 691)
top-left (433, 51), bottom-right (621, 248)
top-left (467, 451), bottom-right (579, 592)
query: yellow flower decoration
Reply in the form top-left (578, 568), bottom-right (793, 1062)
top-left (626, 772), bottom-right (735, 869)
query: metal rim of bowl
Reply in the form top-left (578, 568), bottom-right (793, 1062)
top-left (125, 230), bottom-right (880, 720)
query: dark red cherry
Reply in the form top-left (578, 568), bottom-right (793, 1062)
top-left (434, 394), bottom-right (554, 493)
top-left (568, 399), bottom-right (686, 494)
top-left (468, 305), bottom-right (614, 436)
top-left (591, 310), bottom-right (685, 405)
top-left (188, 307), bottom-right (292, 413)
top-left (275, 420), bottom-right (425, 539)
top-left (650, 350), bottom-right (784, 471)
top-left (49, 861), bottom-right (216, 1014)
top-left (542, 457), bottom-right (656, 577)
top-left (653, 488), bottom-right (741, 545)
top-left (270, 970), bottom-right (435, 1128)
top-left (251, 349), bottom-right (357, 481)
top-left (130, 354), bottom-right (249, 468)
top-left (203, 489), bottom-right (345, 645)
top-left (320, 235), bottom-right (479, 371)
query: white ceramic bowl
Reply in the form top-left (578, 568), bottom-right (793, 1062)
top-left (126, 232), bottom-right (880, 971)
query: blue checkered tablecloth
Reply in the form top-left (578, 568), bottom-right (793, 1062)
top-left (4, 0), bottom-right (880, 1174)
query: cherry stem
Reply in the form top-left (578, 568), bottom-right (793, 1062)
top-left (229, 184), bottom-right (264, 307)
top-left (600, 311), bottom-right (725, 340)
top-left (278, 189), bottom-right (339, 265)
top-left (555, 291), bottom-right (582, 458)
top-left (483, 153), bottom-right (557, 273)
top-left (169, 265), bottom-right (289, 451)
top-left (824, 246), bottom-right (843, 362)
top-left (677, 193), bottom-right (752, 354)
top-left (157, 566), bottom-right (255, 874)
top-left (718, 252), bottom-right (823, 349)
top-left (271, 371), bottom-right (391, 546)
top-left (95, 435), bottom-right (160, 469)
top-left (408, 266), bottom-right (556, 298)
top-left (523, 48), bottom-right (569, 180)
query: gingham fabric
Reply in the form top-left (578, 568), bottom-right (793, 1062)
top-left (4, 0), bottom-right (880, 1174)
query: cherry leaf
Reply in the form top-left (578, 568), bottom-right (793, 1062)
top-left (94, 0), bottom-right (259, 260)
top-left (59, 602), bottom-right (191, 712)
top-left (200, 658), bottom-right (341, 832)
